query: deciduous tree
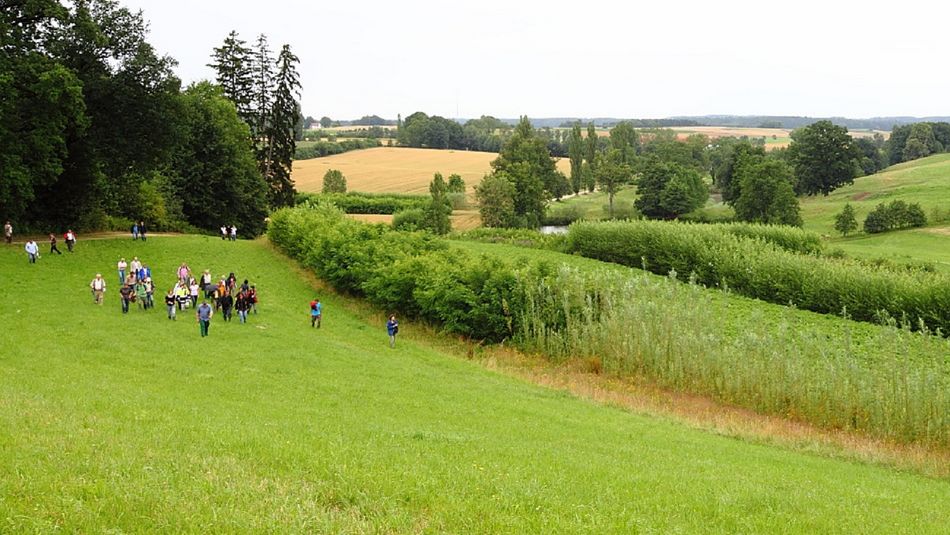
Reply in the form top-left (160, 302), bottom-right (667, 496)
top-left (788, 120), bottom-right (857, 196)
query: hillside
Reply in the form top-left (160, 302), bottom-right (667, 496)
top-left (1, 237), bottom-right (948, 531)
top-left (293, 146), bottom-right (571, 196)
top-left (801, 153), bottom-right (950, 268)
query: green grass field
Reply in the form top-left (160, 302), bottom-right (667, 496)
top-left (1, 237), bottom-right (949, 532)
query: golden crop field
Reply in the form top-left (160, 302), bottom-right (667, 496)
top-left (294, 147), bottom-right (572, 195)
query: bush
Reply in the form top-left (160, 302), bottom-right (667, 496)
top-left (392, 208), bottom-right (425, 231)
top-left (294, 139), bottom-right (381, 160)
top-left (453, 228), bottom-right (567, 251)
top-left (543, 203), bottom-right (586, 226)
top-left (565, 219), bottom-right (950, 333)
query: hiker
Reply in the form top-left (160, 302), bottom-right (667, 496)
top-left (310, 298), bottom-right (322, 328)
top-left (220, 225), bottom-right (228, 240)
top-left (219, 291), bottom-right (234, 322)
top-left (235, 290), bottom-right (251, 324)
top-left (143, 277), bottom-right (155, 310)
top-left (201, 270), bottom-right (214, 298)
top-left (25, 240), bottom-right (39, 263)
top-left (139, 221), bottom-right (147, 241)
top-left (196, 300), bottom-right (213, 337)
top-left (131, 222), bottom-right (139, 240)
top-left (165, 289), bottom-right (177, 320)
top-left (3, 221), bottom-right (11, 244)
top-left (64, 229), bottom-right (76, 252)
top-left (117, 258), bottom-right (128, 285)
top-left (175, 282), bottom-right (189, 311)
top-left (90, 273), bottom-right (106, 304)
top-left (130, 257), bottom-right (143, 281)
top-left (248, 285), bottom-right (258, 314)
top-left (226, 272), bottom-right (237, 294)
top-left (134, 279), bottom-right (148, 310)
top-left (119, 283), bottom-right (134, 314)
top-left (49, 234), bottom-right (62, 255)
top-left (387, 314), bottom-right (399, 348)
top-left (189, 279), bottom-right (199, 308)
top-left (240, 279), bottom-right (250, 294)
top-left (230, 225), bottom-right (237, 241)
top-left (177, 263), bottom-right (190, 284)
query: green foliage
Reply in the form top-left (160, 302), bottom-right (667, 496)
top-left (452, 228), bottom-right (568, 251)
top-left (733, 159), bottom-right (802, 226)
top-left (834, 203), bottom-right (858, 236)
top-left (445, 174), bottom-right (467, 209)
top-left (422, 173), bottom-right (452, 235)
top-left (392, 208), bottom-right (426, 231)
top-left (634, 158), bottom-right (707, 219)
top-left (296, 192), bottom-right (428, 214)
top-left (565, 219), bottom-right (950, 334)
top-left (567, 124), bottom-right (585, 194)
top-left (608, 121), bottom-right (640, 165)
top-left (169, 82), bottom-right (268, 236)
top-left (863, 200), bottom-right (927, 234)
top-left (712, 141), bottom-right (766, 204)
top-left (490, 117), bottom-right (558, 226)
top-left (788, 120), bottom-right (857, 196)
top-left (321, 169), bottom-right (347, 194)
top-left (294, 138), bottom-right (381, 159)
top-left (475, 174), bottom-right (516, 228)
top-left (594, 150), bottom-right (632, 218)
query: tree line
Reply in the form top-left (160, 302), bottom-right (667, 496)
top-left (0, 1), bottom-right (300, 236)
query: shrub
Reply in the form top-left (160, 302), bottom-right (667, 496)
top-left (392, 208), bottom-right (425, 231)
top-left (322, 169), bottom-right (346, 194)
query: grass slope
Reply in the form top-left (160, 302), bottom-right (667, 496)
top-left (0, 237), bottom-right (948, 532)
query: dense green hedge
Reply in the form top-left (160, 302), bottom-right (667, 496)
top-left (294, 138), bottom-right (381, 160)
top-left (452, 228), bottom-right (567, 251)
top-left (295, 192), bottom-right (429, 214)
top-left (565, 219), bottom-right (950, 333)
top-left (268, 205), bottom-right (526, 341)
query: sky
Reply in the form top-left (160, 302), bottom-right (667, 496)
top-left (122, 0), bottom-right (949, 120)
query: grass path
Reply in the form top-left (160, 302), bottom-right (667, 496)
top-left (0, 237), bottom-right (948, 532)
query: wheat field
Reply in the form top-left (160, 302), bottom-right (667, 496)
top-left (293, 147), bottom-right (572, 195)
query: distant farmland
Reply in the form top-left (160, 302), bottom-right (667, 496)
top-left (294, 147), bottom-right (572, 195)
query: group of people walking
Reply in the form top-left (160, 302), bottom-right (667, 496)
top-left (220, 225), bottom-right (238, 241)
top-left (131, 221), bottom-right (148, 241)
top-left (109, 256), bottom-right (156, 313)
top-left (19, 230), bottom-right (77, 263)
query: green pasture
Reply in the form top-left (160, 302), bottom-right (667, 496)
top-left (1, 237), bottom-right (948, 532)
top-left (546, 187), bottom-right (638, 220)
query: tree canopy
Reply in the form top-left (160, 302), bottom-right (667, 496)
top-left (788, 120), bottom-right (857, 196)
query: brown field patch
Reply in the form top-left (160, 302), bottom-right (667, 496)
top-left (921, 226), bottom-right (950, 236)
top-left (852, 192), bottom-right (872, 201)
top-left (294, 147), bottom-right (571, 195)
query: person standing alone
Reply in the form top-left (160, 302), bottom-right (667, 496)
top-left (25, 239), bottom-right (39, 263)
top-left (387, 314), bottom-right (399, 348)
top-left (196, 300), bottom-right (213, 337)
top-left (3, 221), bottom-right (11, 244)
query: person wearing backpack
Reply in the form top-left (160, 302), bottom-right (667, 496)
top-left (119, 283), bottom-right (134, 314)
top-left (235, 290), bottom-right (251, 324)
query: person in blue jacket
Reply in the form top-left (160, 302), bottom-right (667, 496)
top-left (387, 314), bottom-right (399, 348)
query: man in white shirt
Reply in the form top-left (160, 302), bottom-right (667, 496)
top-left (25, 240), bottom-right (39, 263)
top-left (90, 273), bottom-right (107, 304)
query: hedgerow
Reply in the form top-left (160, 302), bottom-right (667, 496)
top-left (565, 219), bottom-right (950, 333)
top-left (295, 192), bottom-right (429, 214)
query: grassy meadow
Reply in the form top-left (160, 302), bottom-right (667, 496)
top-left (2, 236), bottom-right (949, 532)
top-left (292, 146), bottom-right (571, 196)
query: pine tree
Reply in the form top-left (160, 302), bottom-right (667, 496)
top-left (208, 31), bottom-right (254, 125)
top-left (265, 44), bottom-right (301, 208)
top-left (249, 34), bottom-right (274, 142)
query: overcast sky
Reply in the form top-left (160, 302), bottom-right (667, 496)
top-left (122, 0), bottom-right (947, 120)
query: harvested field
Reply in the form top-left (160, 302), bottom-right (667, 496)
top-left (294, 147), bottom-right (571, 195)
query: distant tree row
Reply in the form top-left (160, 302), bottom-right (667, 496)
top-left (886, 122), bottom-right (950, 165)
top-left (834, 201), bottom-right (927, 236)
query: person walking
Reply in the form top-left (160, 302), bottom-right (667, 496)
top-left (196, 300), bottom-right (213, 337)
top-left (219, 291), bottom-right (234, 322)
top-left (64, 229), bottom-right (76, 252)
top-left (134, 279), bottom-right (148, 310)
top-left (139, 221), bottom-right (147, 241)
top-left (387, 314), bottom-right (399, 348)
top-left (310, 298), bottom-right (322, 328)
top-left (131, 222), bottom-right (139, 240)
top-left (220, 225), bottom-right (228, 240)
top-left (189, 279), bottom-right (200, 308)
top-left (249, 285), bottom-right (258, 314)
top-left (3, 221), bottom-right (11, 244)
top-left (165, 289), bottom-right (177, 320)
top-left (119, 283), bottom-right (134, 314)
top-left (89, 273), bottom-right (106, 304)
top-left (175, 282), bottom-right (189, 311)
top-left (117, 258), bottom-right (128, 285)
top-left (25, 240), bottom-right (39, 263)
top-left (235, 290), bottom-right (251, 324)
top-left (130, 257), bottom-right (142, 281)
top-left (49, 234), bottom-right (62, 255)
top-left (143, 277), bottom-right (154, 310)
top-left (230, 225), bottom-right (237, 241)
